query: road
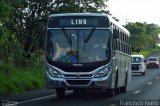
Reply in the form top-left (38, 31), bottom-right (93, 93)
top-left (1, 68), bottom-right (160, 106)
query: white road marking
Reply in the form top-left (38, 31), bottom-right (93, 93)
top-left (10, 91), bottom-right (73, 105)
top-left (147, 82), bottom-right (152, 85)
top-left (133, 90), bottom-right (141, 94)
top-left (156, 77), bottom-right (159, 79)
top-left (17, 94), bottom-right (56, 105)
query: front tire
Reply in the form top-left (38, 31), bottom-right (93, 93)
top-left (56, 88), bottom-right (65, 99)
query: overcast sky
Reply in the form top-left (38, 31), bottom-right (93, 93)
top-left (107, 0), bottom-right (160, 26)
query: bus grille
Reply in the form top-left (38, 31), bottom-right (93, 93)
top-left (64, 74), bottom-right (92, 78)
top-left (66, 80), bottom-right (90, 85)
top-left (61, 67), bottom-right (94, 72)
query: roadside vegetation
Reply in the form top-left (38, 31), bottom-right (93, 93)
top-left (0, 63), bottom-right (45, 96)
top-left (132, 48), bottom-right (160, 58)
top-left (125, 22), bottom-right (160, 53)
top-left (126, 22), bottom-right (160, 58)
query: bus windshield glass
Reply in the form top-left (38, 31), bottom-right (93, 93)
top-left (46, 29), bottom-right (111, 64)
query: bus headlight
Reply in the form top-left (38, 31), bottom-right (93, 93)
top-left (94, 67), bottom-right (111, 78)
top-left (47, 67), bottom-right (62, 78)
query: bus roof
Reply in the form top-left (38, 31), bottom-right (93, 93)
top-left (49, 13), bottom-right (107, 17)
top-left (108, 15), bottom-right (130, 35)
top-left (49, 13), bottom-right (130, 35)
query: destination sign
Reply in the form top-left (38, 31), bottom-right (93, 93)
top-left (59, 18), bottom-right (97, 26)
top-left (71, 19), bottom-right (87, 25)
top-left (48, 16), bottom-right (109, 28)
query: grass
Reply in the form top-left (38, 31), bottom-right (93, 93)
top-left (0, 64), bottom-right (45, 96)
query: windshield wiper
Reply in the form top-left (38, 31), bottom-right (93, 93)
top-left (84, 27), bottom-right (95, 43)
top-left (62, 28), bottom-right (72, 44)
top-left (83, 27), bottom-right (95, 53)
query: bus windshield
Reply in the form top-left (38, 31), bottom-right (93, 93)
top-left (46, 29), bottom-right (111, 64)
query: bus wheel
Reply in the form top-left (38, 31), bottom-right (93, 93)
top-left (107, 89), bottom-right (115, 98)
top-left (56, 88), bottom-right (65, 99)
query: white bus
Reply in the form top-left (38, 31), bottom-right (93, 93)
top-left (45, 13), bottom-right (131, 98)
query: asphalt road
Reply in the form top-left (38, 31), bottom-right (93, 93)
top-left (1, 67), bottom-right (160, 106)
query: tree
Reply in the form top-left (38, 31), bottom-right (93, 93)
top-left (146, 24), bottom-right (160, 48)
top-left (125, 22), bottom-right (160, 52)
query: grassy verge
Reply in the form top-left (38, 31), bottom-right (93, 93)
top-left (132, 48), bottom-right (160, 58)
top-left (0, 64), bottom-right (45, 96)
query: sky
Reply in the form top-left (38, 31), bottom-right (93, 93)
top-left (107, 0), bottom-right (160, 26)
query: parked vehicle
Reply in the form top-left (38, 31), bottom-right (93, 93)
top-left (131, 55), bottom-right (146, 76)
top-left (146, 57), bottom-right (160, 69)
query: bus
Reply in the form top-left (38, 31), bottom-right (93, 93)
top-left (45, 13), bottom-right (131, 98)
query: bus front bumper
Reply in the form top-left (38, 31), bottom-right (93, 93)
top-left (46, 73), bottom-right (112, 89)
